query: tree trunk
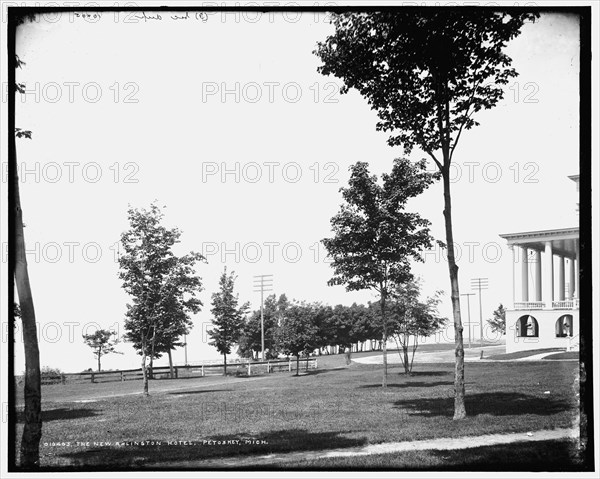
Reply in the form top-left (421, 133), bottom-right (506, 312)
top-left (168, 349), bottom-right (174, 379)
top-left (380, 295), bottom-right (387, 388)
top-left (13, 141), bottom-right (42, 468)
top-left (97, 353), bottom-right (101, 372)
top-left (382, 337), bottom-right (388, 387)
top-left (403, 346), bottom-right (410, 374)
top-left (442, 165), bottom-right (466, 419)
top-left (148, 330), bottom-right (156, 380)
top-left (223, 353), bottom-right (227, 376)
top-left (142, 352), bottom-right (149, 395)
top-left (432, 73), bottom-right (466, 419)
top-left (410, 341), bottom-right (418, 374)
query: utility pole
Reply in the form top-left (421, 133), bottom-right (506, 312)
top-left (470, 278), bottom-right (489, 347)
top-left (460, 293), bottom-right (475, 349)
top-left (253, 274), bottom-right (273, 361)
top-left (184, 333), bottom-right (188, 366)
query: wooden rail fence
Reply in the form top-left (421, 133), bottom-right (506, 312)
top-left (21, 357), bottom-right (318, 385)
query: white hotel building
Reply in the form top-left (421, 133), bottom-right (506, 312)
top-left (499, 175), bottom-right (580, 353)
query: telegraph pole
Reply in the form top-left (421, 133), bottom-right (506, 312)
top-left (253, 274), bottom-right (273, 361)
top-left (184, 333), bottom-right (188, 365)
top-left (460, 293), bottom-right (475, 348)
top-left (470, 278), bottom-right (489, 347)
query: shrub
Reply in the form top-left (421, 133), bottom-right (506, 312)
top-left (41, 366), bottom-right (64, 384)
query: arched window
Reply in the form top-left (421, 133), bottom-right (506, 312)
top-left (517, 315), bottom-right (539, 337)
top-left (555, 315), bottom-right (573, 337)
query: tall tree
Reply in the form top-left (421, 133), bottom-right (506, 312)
top-left (277, 301), bottom-right (320, 376)
top-left (11, 45), bottom-right (41, 466)
top-left (315, 10), bottom-right (536, 416)
top-left (323, 159), bottom-right (435, 387)
top-left (487, 303), bottom-right (506, 334)
top-left (82, 329), bottom-right (122, 372)
top-left (208, 269), bottom-right (248, 375)
top-left (119, 204), bottom-right (204, 394)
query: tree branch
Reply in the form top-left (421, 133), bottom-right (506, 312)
top-left (426, 151), bottom-right (444, 172)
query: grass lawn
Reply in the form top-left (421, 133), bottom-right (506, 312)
top-left (14, 360), bottom-right (580, 470)
top-left (279, 439), bottom-right (584, 470)
top-left (544, 352), bottom-right (580, 361)
top-left (486, 348), bottom-right (565, 361)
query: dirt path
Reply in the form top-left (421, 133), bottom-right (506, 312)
top-left (159, 427), bottom-right (578, 468)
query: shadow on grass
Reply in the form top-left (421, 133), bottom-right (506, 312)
top-left (400, 371), bottom-right (452, 377)
top-left (17, 408), bottom-right (100, 423)
top-left (360, 381), bottom-right (453, 389)
top-left (302, 368), bottom-right (347, 376)
top-left (394, 392), bottom-right (572, 417)
top-left (168, 389), bottom-right (233, 396)
top-left (57, 429), bottom-right (368, 469)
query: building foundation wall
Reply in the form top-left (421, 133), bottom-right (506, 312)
top-left (505, 309), bottom-right (579, 353)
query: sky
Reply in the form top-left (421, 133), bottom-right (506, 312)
top-left (2, 6), bottom-right (584, 373)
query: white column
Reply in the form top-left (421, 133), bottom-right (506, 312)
top-left (534, 250), bottom-right (542, 301)
top-left (511, 246), bottom-right (516, 306)
top-left (543, 241), bottom-right (554, 307)
top-left (520, 246), bottom-right (529, 302)
top-left (558, 256), bottom-right (565, 301)
top-left (568, 258), bottom-right (575, 298)
top-left (575, 241), bottom-right (580, 299)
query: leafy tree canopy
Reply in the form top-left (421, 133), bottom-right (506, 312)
top-left (323, 158), bottom-right (436, 296)
top-left (315, 11), bottom-right (538, 165)
top-left (118, 203), bottom-right (204, 360)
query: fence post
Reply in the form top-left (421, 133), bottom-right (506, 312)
top-left (121, 371), bottom-right (124, 382)
top-left (175, 367), bottom-right (178, 379)
top-left (248, 361), bottom-right (252, 376)
top-left (91, 373), bottom-right (95, 384)
top-left (267, 361), bottom-right (270, 374)
top-left (314, 358), bottom-right (318, 369)
top-left (61, 374), bottom-right (66, 385)
top-left (288, 358), bottom-right (291, 372)
top-left (201, 365), bottom-right (205, 377)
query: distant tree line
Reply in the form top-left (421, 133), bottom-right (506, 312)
top-left (221, 280), bottom-right (447, 376)
top-left (237, 295), bottom-right (380, 361)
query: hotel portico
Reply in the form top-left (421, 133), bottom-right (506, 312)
top-left (499, 176), bottom-right (580, 353)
